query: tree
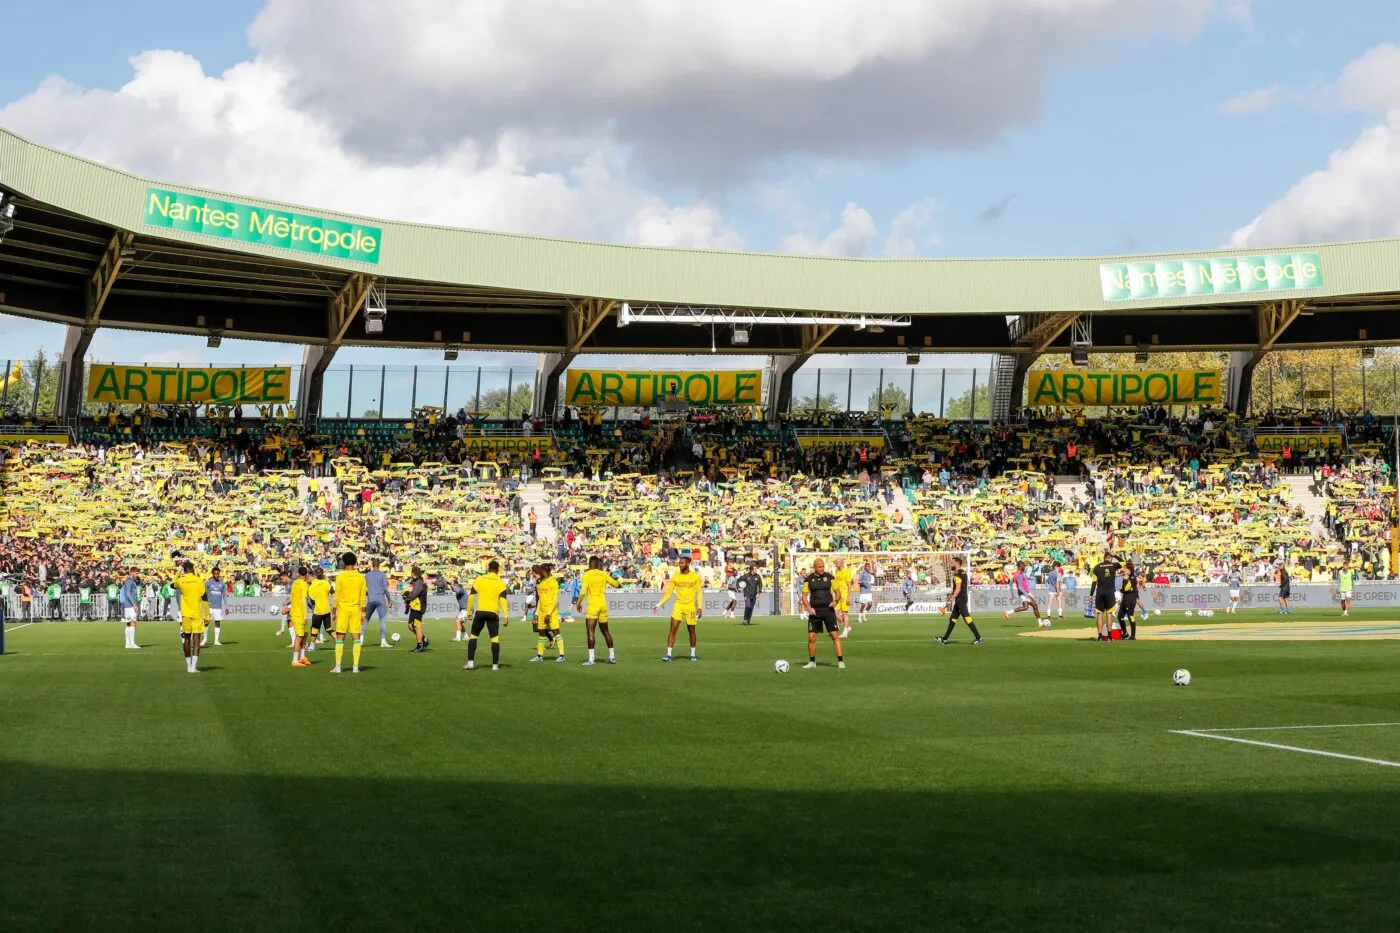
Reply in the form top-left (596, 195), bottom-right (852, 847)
top-left (477, 383), bottom-right (535, 419)
top-left (943, 385), bottom-right (989, 421)
top-left (791, 392), bottom-right (841, 415)
top-left (361, 408), bottom-right (381, 418)
top-left (866, 383), bottom-right (910, 416)
top-left (1, 350), bottom-right (62, 419)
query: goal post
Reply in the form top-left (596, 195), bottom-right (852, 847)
top-left (784, 550), bottom-right (973, 615)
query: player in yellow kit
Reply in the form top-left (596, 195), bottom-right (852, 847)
top-left (308, 568), bottom-right (332, 646)
top-left (530, 564), bottom-right (566, 663)
top-left (655, 555), bottom-right (703, 662)
top-left (580, 556), bottom-right (621, 666)
top-left (287, 565), bottom-right (312, 667)
top-left (463, 559), bottom-right (510, 671)
top-left (331, 553), bottom-right (367, 674)
top-left (833, 558), bottom-right (854, 639)
top-left (172, 560), bottom-right (208, 674)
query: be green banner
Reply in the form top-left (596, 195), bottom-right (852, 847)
top-left (87, 365), bottom-right (292, 404)
top-left (1027, 370), bottom-right (1221, 407)
top-left (1099, 253), bottom-right (1322, 302)
top-left (143, 187), bottom-right (381, 264)
top-left (1255, 433), bottom-right (1344, 453)
top-left (565, 369), bottom-right (762, 407)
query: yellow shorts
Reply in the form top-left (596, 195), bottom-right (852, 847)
top-left (291, 615), bottom-right (308, 637)
top-left (333, 609), bottom-right (363, 635)
top-left (586, 609), bottom-right (609, 625)
top-left (181, 618), bottom-right (204, 635)
top-left (835, 597), bottom-right (849, 612)
top-left (536, 611), bottom-right (560, 631)
top-left (674, 608), bottom-right (698, 627)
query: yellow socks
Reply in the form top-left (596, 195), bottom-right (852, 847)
top-left (536, 638), bottom-right (546, 657)
top-left (335, 642), bottom-right (344, 667)
top-left (352, 641), bottom-right (362, 667)
top-left (555, 637), bottom-right (565, 657)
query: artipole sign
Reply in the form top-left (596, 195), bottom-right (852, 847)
top-left (1027, 370), bottom-right (1221, 407)
top-left (564, 370), bottom-right (763, 407)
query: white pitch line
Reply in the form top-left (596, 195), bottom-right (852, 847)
top-left (1170, 730), bottom-right (1400, 769)
top-left (1186, 722), bottom-right (1400, 734)
top-left (2, 622), bottom-right (35, 634)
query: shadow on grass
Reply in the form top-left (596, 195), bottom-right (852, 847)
top-left (2, 760), bottom-right (1399, 932)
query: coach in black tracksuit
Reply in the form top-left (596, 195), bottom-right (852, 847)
top-left (738, 564), bottom-right (763, 626)
top-left (798, 560), bottom-right (845, 669)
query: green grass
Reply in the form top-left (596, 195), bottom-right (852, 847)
top-left (3, 609), bottom-right (1400, 932)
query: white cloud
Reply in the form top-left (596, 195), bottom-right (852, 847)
top-left (1232, 43), bottom-right (1400, 248)
top-left (884, 200), bottom-right (941, 257)
top-left (781, 201), bottom-right (937, 258)
top-left (1335, 42), bottom-right (1400, 114)
top-left (783, 203), bottom-right (878, 257)
top-left (0, 52), bottom-right (739, 248)
top-left (249, 0), bottom-right (1242, 178)
top-left (1218, 84), bottom-right (1279, 115)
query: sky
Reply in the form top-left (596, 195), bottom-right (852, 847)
top-left (3, 0), bottom-right (1400, 373)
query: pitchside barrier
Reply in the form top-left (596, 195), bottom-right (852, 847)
top-left (7, 583), bottom-right (1399, 624)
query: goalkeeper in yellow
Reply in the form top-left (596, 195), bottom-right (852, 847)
top-left (173, 561), bottom-right (207, 674)
top-left (580, 556), bottom-right (621, 666)
top-left (330, 553), bottom-right (368, 674)
top-left (655, 555), bottom-right (702, 662)
top-left (833, 558), bottom-right (854, 639)
top-left (529, 564), bottom-right (566, 663)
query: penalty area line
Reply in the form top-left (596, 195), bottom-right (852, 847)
top-left (1170, 729), bottom-right (1400, 769)
top-left (2, 622), bottom-right (35, 634)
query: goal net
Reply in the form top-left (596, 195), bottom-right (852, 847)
top-left (784, 550), bottom-right (972, 615)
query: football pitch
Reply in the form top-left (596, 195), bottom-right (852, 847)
top-left (3, 610), bottom-right (1400, 932)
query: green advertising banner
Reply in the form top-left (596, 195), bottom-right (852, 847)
top-left (1099, 253), bottom-right (1322, 302)
top-left (1027, 370), bottom-right (1221, 407)
top-left (565, 369), bottom-right (763, 407)
top-left (88, 365), bottom-right (292, 404)
top-left (143, 187), bottom-right (382, 264)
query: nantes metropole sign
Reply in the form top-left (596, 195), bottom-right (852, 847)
top-left (143, 187), bottom-right (381, 265)
top-left (1099, 253), bottom-right (1322, 302)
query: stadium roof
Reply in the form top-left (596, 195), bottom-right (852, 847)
top-left (3, 125), bottom-right (1400, 357)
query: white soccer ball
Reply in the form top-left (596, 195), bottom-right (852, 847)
top-left (1184, 610), bottom-right (1194, 617)
top-left (774, 659), bottom-right (790, 674)
top-left (391, 632), bottom-right (401, 643)
top-left (1039, 618), bottom-right (1051, 628)
top-left (271, 605), bottom-right (283, 617)
top-left (1173, 668), bottom-right (1192, 687)
top-left (1153, 609), bottom-right (1161, 616)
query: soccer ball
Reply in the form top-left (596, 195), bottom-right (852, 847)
top-left (774, 659), bottom-right (790, 674)
top-left (1184, 610), bottom-right (1194, 617)
top-left (270, 605), bottom-right (283, 617)
top-left (1038, 618), bottom-right (1051, 629)
top-left (1153, 609), bottom-right (1161, 616)
top-left (1173, 669), bottom-right (1192, 687)
top-left (391, 632), bottom-right (401, 643)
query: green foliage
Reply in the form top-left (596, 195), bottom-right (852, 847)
top-left (791, 392), bottom-right (841, 415)
top-left (478, 383), bottom-right (535, 418)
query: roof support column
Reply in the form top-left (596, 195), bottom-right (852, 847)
top-left (60, 231), bottom-right (134, 423)
top-left (300, 274), bottom-right (372, 426)
top-left (536, 353), bottom-right (564, 418)
top-left (769, 323), bottom-right (840, 421)
top-left (1230, 300), bottom-right (1306, 416)
top-left (541, 298), bottom-right (617, 417)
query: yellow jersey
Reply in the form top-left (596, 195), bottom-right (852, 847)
top-left (537, 576), bottom-right (560, 615)
top-left (289, 577), bottom-right (309, 621)
top-left (334, 569), bottom-right (366, 611)
top-left (669, 570), bottom-right (702, 611)
top-left (469, 573), bottom-right (509, 615)
top-left (833, 567), bottom-right (853, 600)
top-left (308, 579), bottom-right (331, 615)
top-left (174, 573), bottom-right (205, 619)
top-left (581, 568), bottom-right (618, 616)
